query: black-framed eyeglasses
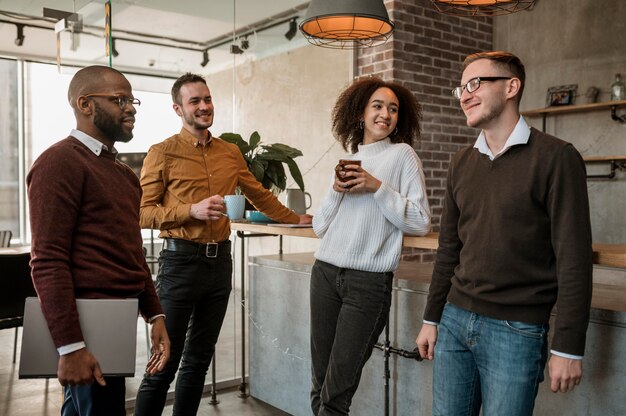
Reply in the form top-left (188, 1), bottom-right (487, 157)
top-left (84, 93), bottom-right (141, 109)
top-left (452, 77), bottom-right (512, 99)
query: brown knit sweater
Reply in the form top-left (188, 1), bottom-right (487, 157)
top-left (424, 128), bottom-right (593, 356)
top-left (27, 136), bottom-right (163, 348)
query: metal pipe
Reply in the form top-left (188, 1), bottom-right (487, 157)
top-left (208, 356), bottom-right (219, 405)
top-left (234, 230), bottom-right (282, 398)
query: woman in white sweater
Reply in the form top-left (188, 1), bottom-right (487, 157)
top-left (310, 77), bottom-right (431, 415)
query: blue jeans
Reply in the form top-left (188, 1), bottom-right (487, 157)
top-left (310, 260), bottom-right (394, 416)
top-left (61, 377), bottom-right (125, 416)
top-left (433, 303), bottom-right (548, 416)
top-left (134, 242), bottom-right (232, 416)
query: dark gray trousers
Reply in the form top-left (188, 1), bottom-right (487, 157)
top-left (310, 259), bottom-right (393, 416)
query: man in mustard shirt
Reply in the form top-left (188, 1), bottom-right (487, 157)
top-left (134, 73), bottom-right (312, 416)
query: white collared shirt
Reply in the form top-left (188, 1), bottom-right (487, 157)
top-left (70, 129), bottom-right (118, 157)
top-left (473, 116), bottom-right (530, 160)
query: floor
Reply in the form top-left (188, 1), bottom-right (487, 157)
top-left (0, 290), bottom-right (291, 416)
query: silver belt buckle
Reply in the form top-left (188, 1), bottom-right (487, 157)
top-left (205, 242), bottom-right (218, 258)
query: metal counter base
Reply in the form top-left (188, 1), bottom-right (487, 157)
top-left (248, 253), bottom-right (626, 416)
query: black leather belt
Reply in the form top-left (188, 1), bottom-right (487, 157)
top-left (163, 238), bottom-right (230, 258)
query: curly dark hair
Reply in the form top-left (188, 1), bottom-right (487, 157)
top-left (332, 77), bottom-right (422, 154)
top-left (171, 72), bottom-right (207, 105)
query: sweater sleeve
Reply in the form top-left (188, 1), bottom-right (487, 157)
top-left (423, 157), bottom-right (461, 323)
top-left (547, 144), bottom-right (593, 356)
top-left (27, 146), bottom-right (85, 347)
top-left (312, 174), bottom-right (344, 238)
top-left (373, 149), bottom-right (431, 236)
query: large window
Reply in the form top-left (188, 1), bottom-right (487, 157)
top-left (0, 59), bottom-right (19, 239)
top-left (3, 60), bottom-right (180, 245)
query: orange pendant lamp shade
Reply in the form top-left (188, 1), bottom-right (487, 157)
top-left (431, 0), bottom-right (535, 16)
top-left (299, 0), bottom-right (394, 49)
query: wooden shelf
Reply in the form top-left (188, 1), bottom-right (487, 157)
top-left (521, 99), bottom-right (626, 117)
top-left (583, 155), bottom-right (626, 162)
top-left (583, 156), bottom-right (626, 179)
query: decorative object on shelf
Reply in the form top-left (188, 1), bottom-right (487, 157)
top-left (610, 73), bottom-right (626, 101)
top-left (299, 0), bottom-right (394, 49)
top-left (430, 0), bottom-right (536, 17)
top-left (220, 131), bottom-right (305, 194)
top-left (584, 86), bottom-right (600, 104)
top-left (546, 84), bottom-right (577, 107)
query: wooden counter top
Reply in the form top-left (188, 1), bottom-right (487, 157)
top-left (231, 223), bottom-right (626, 269)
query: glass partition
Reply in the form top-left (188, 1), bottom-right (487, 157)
top-left (0, 1), bottom-right (353, 407)
top-left (0, 58), bottom-right (19, 240)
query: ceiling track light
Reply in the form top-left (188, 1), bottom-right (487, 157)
top-left (299, 0), bottom-right (394, 49)
top-left (240, 36), bottom-right (249, 50)
top-left (200, 49), bottom-right (210, 67)
top-left (284, 18), bottom-right (298, 41)
top-left (230, 44), bottom-right (244, 54)
top-left (430, 0), bottom-right (536, 16)
top-left (15, 23), bottom-right (25, 46)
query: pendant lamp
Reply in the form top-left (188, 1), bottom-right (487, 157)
top-left (430, 0), bottom-right (536, 17)
top-left (299, 0), bottom-right (394, 49)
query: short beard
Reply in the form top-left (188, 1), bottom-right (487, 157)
top-left (93, 102), bottom-right (133, 143)
top-left (182, 110), bottom-right (212, 131)
top-left (467, 101), bottom-right (504, 128)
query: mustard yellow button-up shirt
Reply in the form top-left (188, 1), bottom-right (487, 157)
top-left (140, 128), bottom-right (299, 243)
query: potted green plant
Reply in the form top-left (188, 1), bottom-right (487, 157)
top-left (220, 131), bottom-right (305, 194)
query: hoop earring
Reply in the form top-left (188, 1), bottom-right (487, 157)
top-left (359, 120), bottom-right (364, 130)
top-left (392, 127), bottom-right (398, 136)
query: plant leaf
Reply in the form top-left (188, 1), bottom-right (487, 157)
top-left (265, 161), bottom-right (286, 192)
top-left (285, 158), bottom-right (305, 191)
top-left (220, 132), bottom-right (251, 155)
top-left (266, 143), bottom-right (303, 158)
top-left (249, 131), bottom-right (261, 149)
top-left (249, 159), bottom-right (265, 182)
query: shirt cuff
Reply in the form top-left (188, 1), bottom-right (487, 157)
top-left (148, 314), bottom-right (165, 323)
top-left (423, 320), bottom-right (439, 326)
top-left (550, 349), bottom-right (583, 360)
top-left (58, 342), bottom-right (86, 356)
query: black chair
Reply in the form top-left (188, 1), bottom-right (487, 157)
top-left (0, 230), bottom-right (11, 247)
top-left (0, 252), bottom-right (36, 363)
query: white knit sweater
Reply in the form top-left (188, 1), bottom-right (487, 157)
top-left (313, 138), bottom-right (431, 273)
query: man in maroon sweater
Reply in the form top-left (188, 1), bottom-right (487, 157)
top-left (27, 65), bottom-right (170, 416)
top-left (416, 52), bottom-right (592, 415)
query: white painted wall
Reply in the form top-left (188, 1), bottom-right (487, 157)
top-left (206, 44), bottom-right (353, 257)
top-left (494, 0), bottom-right (626, 243)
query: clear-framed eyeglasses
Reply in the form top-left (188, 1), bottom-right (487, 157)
top-left (84, 93), bottom-right (141, 109)
top-left (451, 77), bottom-right (512, 99)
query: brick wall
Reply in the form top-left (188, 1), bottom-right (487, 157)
top-left (357, 0), bottom-right (492, 261)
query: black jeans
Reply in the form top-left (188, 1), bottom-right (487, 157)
top-left (310, 260), bottom-right (393, 416)
top-left (134, 241), bottom-right (232, 416)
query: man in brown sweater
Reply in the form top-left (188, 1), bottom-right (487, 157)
top-left (416, 52), bottom-right (592, 415)
top-left (27, 65), bottom-right (170, 416)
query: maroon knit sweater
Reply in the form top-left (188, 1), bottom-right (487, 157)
top-left (27, 136), bottom-right (163, 348)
